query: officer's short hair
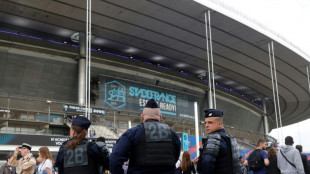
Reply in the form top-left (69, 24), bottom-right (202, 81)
top-left (214, 117), bottom-right (223, 123)
top-left (257, 139), bottom-right (266, 146)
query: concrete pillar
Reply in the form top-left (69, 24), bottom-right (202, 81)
top-left (78, 32), bottom-right (86, 106)
top-left (263, 99), bottom-right (269, 135)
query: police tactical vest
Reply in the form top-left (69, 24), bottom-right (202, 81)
top-left (129, 121), bottom-right (176, 167)
top-left (63, 140), bottom-right (96, 174)
top-left (198, 131), bottom-right (241, 174)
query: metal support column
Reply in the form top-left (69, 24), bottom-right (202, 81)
top-left (78, 32), bottom-right (86, 106)
top-left (262, 99), bottom-right (269, 135)
top-left (307, 65), bottom-right (310, 93)
top-left (268, 42), bottom-right (279, 142)
top-left (271, 42), bottom-right (283, 142)
top-left (204, 12), bottom-right (213, 109)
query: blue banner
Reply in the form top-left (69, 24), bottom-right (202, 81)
top-left (182, 133), bottom-right (189, 151)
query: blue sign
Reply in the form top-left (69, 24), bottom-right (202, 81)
top-left (182, 133), bottom-right (189, 151)
top-left (63, 104), bottom-right (106, 115)
top-left (99, 76), bottom-right (198, 119)
top-left (105, 81), bottom-right (126, 109)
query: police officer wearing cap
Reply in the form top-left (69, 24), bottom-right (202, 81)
top-left (55, 116), bottom-right (104, 174)
top-left (194, 109), bottom-right (241, 174)
top-left (110, 99), bottom-right (181, 174)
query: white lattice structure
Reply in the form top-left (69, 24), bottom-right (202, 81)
top-left (66, 122), bottom-right (119, 139)
top-left (90, 124), bottom-right (119, 139)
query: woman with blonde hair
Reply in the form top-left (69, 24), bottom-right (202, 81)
top-left (181, 151), bottom-right (195, 174)
top-left (36, 146), bottom-right (54, 174)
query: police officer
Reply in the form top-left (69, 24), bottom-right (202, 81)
top-left (110, 99), bottom-right (181, 174)
top-left (55, 116), bottom-right (103, 174)
top-left (194, 109), bottom-right (241, 174)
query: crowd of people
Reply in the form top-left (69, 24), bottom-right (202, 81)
top-left (1, 99), bottom-right (309, 174)
top-left (240, 137), bottom-right (310, 174)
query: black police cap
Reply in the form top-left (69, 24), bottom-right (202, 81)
top-left (144, 99), bottom-right (159, 108)
top-left (204, 109), bottom-right (223, 118)
top-left (72, 116), bottom-right (91, 130)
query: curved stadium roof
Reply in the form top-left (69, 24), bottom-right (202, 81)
top-left (0, 0), bottom-right (309, 129)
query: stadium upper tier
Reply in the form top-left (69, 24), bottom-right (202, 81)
top-left (0, 0), bottom-right (309, 129)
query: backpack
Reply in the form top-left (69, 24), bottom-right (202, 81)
top-left (96, 142), bottom-right (110, 171)
top-left (247, 149), bottom-right (264, 171)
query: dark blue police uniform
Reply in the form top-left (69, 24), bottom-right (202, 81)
top-left (198, 109), bottom-right (241, 174)
top-left (110, 99), bottom-right (181, 174)
top-left (201, 128), bottom-right (232, 174)
top-left (110, 120), bottom-right (181, 174)
top-left (55, 116), bottom-right (104, 174)
top-left (56, 138), bottom-right (104, 174)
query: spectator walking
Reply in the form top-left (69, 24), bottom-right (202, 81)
top-left (296, 145), bottom-right (310, 174)
top-left (244, 139), bottom-right (269, 174)
top-left (35, 147), bottom-right (54, 174)
top-left (0, 152), bottom-right (16, 174)
top-left (239, 156), bottom-right (247, 174)
top-left (95, 136), bottom-right (110, 174)
top-left (277, 136), bottom-right (304, 174)
top-left (180, 151), bottom-right (195, 174)
top-left (267, 147), bottom-right (280, 174)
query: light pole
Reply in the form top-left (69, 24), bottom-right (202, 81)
top-left (47, 100), bottom-right (52, 134)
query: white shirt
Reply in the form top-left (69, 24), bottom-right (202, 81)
top-left (36, 159), bottom-right (53, 174)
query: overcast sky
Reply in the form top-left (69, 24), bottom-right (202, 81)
top-left (195, 0), bottom-right (310, 151)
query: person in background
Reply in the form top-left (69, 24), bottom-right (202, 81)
top-left (239, 156), bottom-right (247, 174)
top-left (296, 145), bottom-right (310, 174)
top-left (277, 136), bottom-right (304, 174)
top-left (95, 136), bottom-right (110, 174)
top-left (0, 152), bottom-right (16, 174)
top-left (10, 143), bottom-right (36, 174)
top-left (266, 147), bottom-right (280, 174)
top-left (243, 139), bottom-right (269, 174)
top-left (180, 151), bottom-right (195, 174)
top-left (36, 147), bottom-right (54, 174)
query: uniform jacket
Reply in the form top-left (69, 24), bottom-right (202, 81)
top-left (0, 162), bottom-right (16, 174)
top-left (55, 138), bottom-right (104, 174)
top-left (277, 145), bottom-right (304, 174)
top-left (10, 153), bottom-right (36, 174)
top-left (201, 128), bottom-right (233, 174)
top-left (110, 119), bottom-right (181, 174)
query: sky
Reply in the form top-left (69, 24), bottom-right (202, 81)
top-left (195, 0), bottom-right (310, 151)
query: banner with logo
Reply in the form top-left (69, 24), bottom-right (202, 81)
top-left (0, 133), bottom-right (117, 148)
top-left (62, 104), bottom-right (106, 115)
top-left (99, 75), bottom-right (197, 119)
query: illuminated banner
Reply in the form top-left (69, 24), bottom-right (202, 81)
top-left (99, 75), bottom-right (197, 118)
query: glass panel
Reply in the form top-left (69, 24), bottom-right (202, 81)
top-left (35, 113), bottom-right (48, 122)
top-left (50, 114), bottom-right (63, 124)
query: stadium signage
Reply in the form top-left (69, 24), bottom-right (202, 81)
top-left (99, 75), bottom-right (197, 118)
top-left (62, 104), bottom-right (106, 115)
top-left (0, 133), bottom-right (117, 148)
